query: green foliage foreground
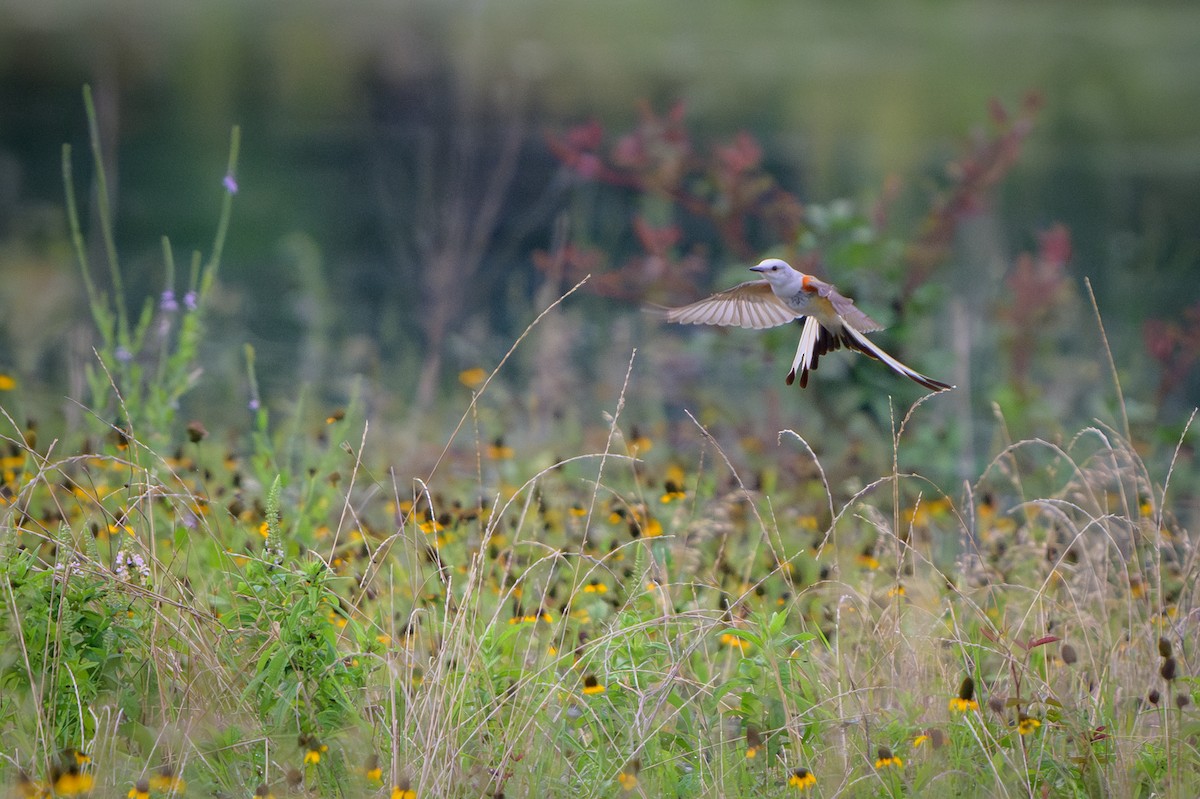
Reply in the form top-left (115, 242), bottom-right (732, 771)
top-left (2, 89), bottom-right (1198, 799)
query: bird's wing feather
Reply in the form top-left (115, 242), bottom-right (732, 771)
top-left (832, 301), bottom-right (884, 334)
top-left (664, 280), bottom-right (798, 329)
top-left (803, 277), bottom-right (885, 333)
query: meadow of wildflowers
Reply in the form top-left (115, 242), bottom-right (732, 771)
top-left (1, 87), bottom-right (1197, 799)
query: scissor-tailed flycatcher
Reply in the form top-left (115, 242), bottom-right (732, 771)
top-left (664, 258), bottom-right (953, 391)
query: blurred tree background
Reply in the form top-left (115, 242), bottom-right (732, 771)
top-left (1, 0), bottom-right (1198, 476)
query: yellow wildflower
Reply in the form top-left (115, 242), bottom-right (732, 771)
top-left (874, 747), bottom-right (902, 770)
top-left (148, 767), bottom-right (186, 793)
top-left (458, 367), bottom-right (487, 389)
top-left (788, 768), bottom-right (816, 791)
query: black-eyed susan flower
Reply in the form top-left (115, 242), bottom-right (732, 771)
top-left (913, 728), bottom-right (944, 750)
top-left (508, 605), bottom-right (553, 625)
top-left (634, 515), bottom-right (663, 538)
top-left (720, 632), bottom-right (750, 652)
top-left (62, 749), bottom-right (92, 768)
top-left (745, 725), bottom-right (762, 759)
top-left (51, 766), bottom-right (94, 796)
top-left (458, 367), bottom-right (487, 389)
top-left (660, 480), bottom-right (686, 504)
top-left (51, 749), bottom-right (94, 795)
top-left (253, 784), bottom-right (274, 799)
top-left (788, 768), bottom-right (816, 792)
top-left (364, 755), bottom-right (383, 783)
top-left (949, 676), bottom-right (979, 713)
top-left (1017, 715), bottom-right (1041, 735)
top-left (874, 747), bottom-right (902, 770)
top-left (856, 549), bottom-right (880, 570)
top-left (0, 373), bottom-right (16, 391)
top-left (128, 779), bottom-right (150, 799)
top-left (303, 739), bottom-right (327, 765)
top-left (391, 777), bottom-right (417, 799)
top-left (582, 674), bottom-right (606, 695)
top-left (21, 421), bottom-right (36, 450)
top-left (582, 581), bottom-right (607, 594)
top-left (148, 766), bottom-right (186, 794)
top-left (487, 437), bottom-right (514, 460)
top-left (617, 759), bottom-right (640, 792)
top-left (626, 426), bottom-right (652, 455)
top-left (185, 420), bottom-right (208, 443)
top-left (418, 514), bottom-right (445, 535)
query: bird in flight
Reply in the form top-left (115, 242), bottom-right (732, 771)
top-left (663, 258), bottom-right (953, 391)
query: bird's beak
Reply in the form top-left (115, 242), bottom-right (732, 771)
top-left (749, 264), bottom-right (766, 273)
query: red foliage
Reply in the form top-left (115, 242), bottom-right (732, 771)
top-left (999, 223), bottom-right (1073, 388)
top-left (545, 95), bottom-right (1038, 308)
top-left (904, 91), bottom-right (1044, 297)
top-left (545, 100), bottom-right (804, 270)
top-left (1144, 300), bottom-right (1200, 405)
top-left (530, 226), bottom-right (707, 304)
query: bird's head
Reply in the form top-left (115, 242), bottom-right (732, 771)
top-left (749, 258), bottom-right (798, 286)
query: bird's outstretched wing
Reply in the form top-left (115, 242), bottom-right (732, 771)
top-left (663, 280), bottom-right (797, 329)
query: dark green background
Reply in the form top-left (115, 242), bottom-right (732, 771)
top-left (2, 0), bottom-right (1198, 426)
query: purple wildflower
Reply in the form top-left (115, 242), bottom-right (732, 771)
top-left (223, 173), bottom-right (239, 194)
top-left (114, 550), bottom-right (151, 583)
top-left (184, 291), bottom-right (198, 311)
top-left (160, 289), bottom-right (179, 313)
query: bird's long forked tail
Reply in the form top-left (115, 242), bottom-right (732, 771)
top-left (786, 316), bottom-right (823, 388)
top-left (786, 317), bottom-right (954, 392)
top-left (841, 322), bottom-right (954, 392)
